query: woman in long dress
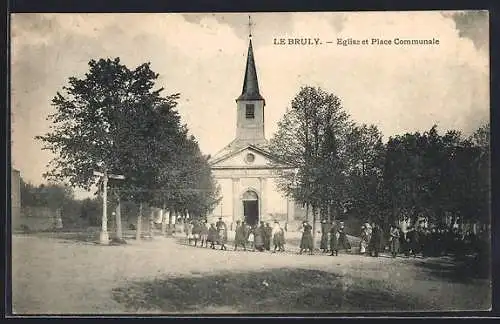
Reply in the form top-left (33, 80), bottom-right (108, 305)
top-left (218, 222), bottom-right (228, 251)
top-left (368, 223), bottom-right (382, 257)
top-left (200, 219), bottom-right (209, 248)
top-left (299, 221), bottom-right (314, 255)
top-left (234, 220), bottom-right (247, 251)
top-left (277, 226), bottom-right (286, 252)
top-left (254, 223), bottom-right (265, 252)
top-left (207, 223), bottom-right (217, 249)
top-left (389, 224), bottom-right (401, 257)
top-left (186, 221), bottom-right (194, 245)
top-left (337, 222), bottom-right (351, 252)
top-left (329, 223), bottom-right (340, 256)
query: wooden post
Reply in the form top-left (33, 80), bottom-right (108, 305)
top-left (100, 171), bottom-right (109, 244)
top-left (93, 170), bottom-right (124, 244)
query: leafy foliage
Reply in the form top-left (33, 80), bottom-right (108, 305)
top-left (20, 178), bottom-right (74, 209)
top-left (271, 85), bottom-right (490, 229)
top-left (36, 57), bottom-right (221, 227)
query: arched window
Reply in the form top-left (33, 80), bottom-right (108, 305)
top-left (242, 190), bottom-right (258, 201)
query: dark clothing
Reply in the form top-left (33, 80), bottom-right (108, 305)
top-left (320, 223), bottom-right (329, 250)
top-left (300, 224), bottom-right (314, 251)
top-left (207, 226), bottom-right (217, 243)
top-left (192, 222), bottom-right (202, 235)
top-left (264, 225), bottom-right (272, 250)
top-left (200, 223), bottom-right (209, 236)
top-left (254, 226), bottom-right (265, 251)
top-left (389, 228), bottom-right (400, 256)
top-left (218, 227), bottom-right (227, 244)
top-left (338, 227), bottom-right (351, 251)
top-left (329, 225), bottom-right (340, 253)
top-left (216, 221), bottom-right (227, 245)
top-left (407, 229), bottom-right (419, 256)
top-left (273, 228), bottom-right (285, 251)
top-left (368, 227), bottom-right (382, 257)
top-left (234, 224), bottom-right (246, 249)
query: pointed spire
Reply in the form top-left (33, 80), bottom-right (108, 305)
top-left (237, 16), bottom-right (264, 102)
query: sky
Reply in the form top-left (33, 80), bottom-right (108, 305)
top-left (10, 11), bottom-right (489, 199)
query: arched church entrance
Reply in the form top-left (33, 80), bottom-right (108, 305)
top-left (242, 190), bottom-right (259, 226)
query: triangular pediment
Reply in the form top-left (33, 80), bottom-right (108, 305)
top-left (209, 145), bottom-right (293, 169)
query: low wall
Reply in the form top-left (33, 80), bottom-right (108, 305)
top-left (13, 206), bottom-right (59, 232)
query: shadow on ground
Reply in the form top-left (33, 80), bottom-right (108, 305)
top-left (111, 268), bottom-right (429, 313)
top-left (26, 229), bottom-right (140, 245)
top-left (412, 255), bottom-right (491, 283)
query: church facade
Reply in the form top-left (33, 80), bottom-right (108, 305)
top-left (208, 37), bottom-right (299, 229)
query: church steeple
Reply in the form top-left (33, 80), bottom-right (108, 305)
top-left (233, 16), bottom-right (267, 147)
top-left (237, 39), bottom-right (264, 102)
top-left (237, 16), bottom-right (264, 103)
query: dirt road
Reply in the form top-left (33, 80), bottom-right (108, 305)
top-left (11, 233), bottom-right (491, 314)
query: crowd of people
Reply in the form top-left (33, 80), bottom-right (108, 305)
top-left (179, 216), bottom-right (488, 259)
top-left (357, 219), bottom-right (489, 259)
top-left (182, 217), bottom-right (286, 253)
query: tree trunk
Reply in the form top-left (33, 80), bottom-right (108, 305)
top-left (148, 207), bottom-right (155, 238)
top-left (312, 205), bottom-right (317, 250)
top-left (305, 203), bottom-right (310, 222)
top-left (168, 206), bottom-right (172, 227)
top-left (115, 195), bottom-right (122, 240)
top-left (161, 204), bottom-right (168, 236)
top-left (136, 202), bottom-right (143, 240)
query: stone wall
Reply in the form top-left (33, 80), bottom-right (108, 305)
top-left (11, 169), bottom-right (21, 229)
top-left (14, 206), bottom-right (59, 232)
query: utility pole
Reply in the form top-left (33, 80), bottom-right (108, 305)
top-left (94, 169), bottom-right (125, 245)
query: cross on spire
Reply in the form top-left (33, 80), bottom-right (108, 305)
top-left (248, 15), bottom-right (253, 38)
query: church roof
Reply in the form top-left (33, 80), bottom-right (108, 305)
top-left (237, 39), bottom-right (265, 102)
top-left (208, 142), bottom-right (295, 169)
top-left (208, 139), bottom-right (269, 164)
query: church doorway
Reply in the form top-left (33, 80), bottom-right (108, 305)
top-left (242, 190), bottom-right (259, 226)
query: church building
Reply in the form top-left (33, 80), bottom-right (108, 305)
top-left (208, 32), bottom-right (299, 229)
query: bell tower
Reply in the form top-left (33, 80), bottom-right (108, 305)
top-left (234, 16), bottom-right (266, 147)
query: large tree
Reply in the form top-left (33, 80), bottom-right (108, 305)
top-left (344, 124), bottom-right (386, 225)
top-left (37, 57), bottom-right (221, 240)
top-left (36, 57), bottom-right (172, 190)
top-left (269, 86), bottom-right (352, 241)
top-left (469, 122), bottom-right (490, 225)
top-left (383, 124), bottom-right (490, 228)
